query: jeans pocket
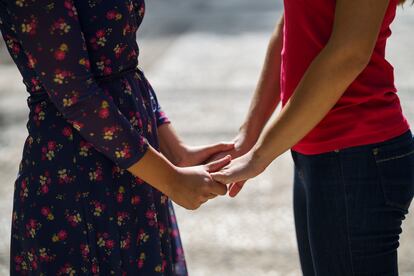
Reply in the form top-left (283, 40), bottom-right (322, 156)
top-left (373, 139), bottom-right (414, 211)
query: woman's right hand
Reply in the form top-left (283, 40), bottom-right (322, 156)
top-left (169, 156), bottom-right (232, 210)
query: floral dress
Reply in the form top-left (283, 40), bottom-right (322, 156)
top-left (0, 0), bottom-right (188, 275)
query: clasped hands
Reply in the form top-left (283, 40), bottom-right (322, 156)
top-left (167, 132), bottom-right (268, 210)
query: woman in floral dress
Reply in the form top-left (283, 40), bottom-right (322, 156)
top-left (0, 0), bottom-right (232, 275)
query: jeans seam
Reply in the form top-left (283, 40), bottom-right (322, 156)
top-left (375, 149), bottom-right (414, 163)
top-left (337, 152), bottom-right (356, 276)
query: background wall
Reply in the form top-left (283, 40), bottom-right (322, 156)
top-left (1, 1), bottom-right (413, 275)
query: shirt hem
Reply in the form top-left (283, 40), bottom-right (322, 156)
top-left (292, 121), bottom-right (411, 155)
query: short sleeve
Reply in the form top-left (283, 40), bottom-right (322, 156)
top-left (2, 0), bottom-right (148, 169)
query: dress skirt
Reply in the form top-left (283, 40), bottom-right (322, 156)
top-left (10, 68), bottom-right (188, 275)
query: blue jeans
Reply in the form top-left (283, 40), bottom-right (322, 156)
top-left (291, 130), bottom-right (414, 276)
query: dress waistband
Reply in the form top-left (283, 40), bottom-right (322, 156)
top-left (26, 66), bottom-right (143, 107)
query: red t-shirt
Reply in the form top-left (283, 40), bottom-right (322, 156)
top-left (281, 0), bottom-right (410, 154)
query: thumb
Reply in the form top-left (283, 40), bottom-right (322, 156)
top-left (210, 171), bottom-right (231, 185)
top-left (205, 155), bottom-right (232, 173)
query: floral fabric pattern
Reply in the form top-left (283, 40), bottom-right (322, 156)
top-left (0, 0), bottom-right (186, 275)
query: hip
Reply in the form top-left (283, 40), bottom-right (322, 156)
top-left (291, 129), bottom-right (414, 211)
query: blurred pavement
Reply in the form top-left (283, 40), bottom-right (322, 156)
top-left (1, 1), bottom-right (413, 275)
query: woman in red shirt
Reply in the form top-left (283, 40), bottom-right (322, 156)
top-left (212, 0), bottom-right (414, 274)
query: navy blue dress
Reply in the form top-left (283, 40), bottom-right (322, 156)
top-left (0, 0), bottom-right (188, 275)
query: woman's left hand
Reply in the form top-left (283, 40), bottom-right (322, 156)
top-left (210, 150), bottom-right (268, 197)
top-left (176, 143), bottom-right (235, 167)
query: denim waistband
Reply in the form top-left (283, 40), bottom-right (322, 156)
top-left (335, 130), bottom-right (413, 154)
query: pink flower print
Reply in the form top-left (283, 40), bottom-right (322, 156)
top-left (79, 141), bottom-right (92, 157)
top-left (146, 210), bottom-right (157, 226)
top-left (20, 16), bottom-right (37, 35)
top-left (114, 43), bottom-right (127, 59)
top-left (137, 229), bottom-right (150, 245)
top-left (38, 171), bottom-right (52, 195)
top-left (39, 248), bottom-right (55, 263)
top-left (91, 201), bottom-right (106, 217)
top-left (137, 252), bottom-right (146, 269)
top-left (29, 77), bottom-right (42, 93)
top-left (26, 53), bottom-right (37, 69)
top-left (103, 66), bottom-right (112, 75)
top-left (19, 177), bottom-right (29, 201)
top-left (57, 263), bottom-right (76, 276)
top-left (64, 0), bottom-right (78, 18)
top-left (138, 5), bottom-right (145, 18)
top-left (25, 219), bottom-right (41, 238)
top-left (62, 126), bottom-right (73, 139)
top-left (91, 263), bottom-right (99, 274)
top-left (80, 244), bottom-right (90, 260)
top-left (98, 100), bottom-right (110, 119)
top-left (14, 255), bottom-right (23, 265)
top-left (89, 166), bottom-right (103, 182)
top-left (69, 120), bottom-right (84, 131)
top-left (48, 141), bottom-right (56, 150)
top-left (53, 44), bottom-right (69, 61)
top-left (90, 29), bottom-right (108, 49)
top-left (96, 29), bottom-right (105, 38)
top-left (117, 211), bottom-right (128, 226)
top-left (41, 207), bottom-right (54, 221)
top-left (120, 233), bottom-right (131, 250)
top-left (5, 35), bottom-right (21, 57)
top-left (50, 18), bottom-right (72, 35)
top-left (106, 10), bottom-right (122, 21)
top-left (95, 56), bottom-right (112, 74)
top-left (66, 212), bottom-right (82, 227)
top-left (58, 230), bottom-right (67, 240)
top-left (115, 144), bottom-right (132, 159)
top-left (53, 69), bottom-right (73, 84)
top-left (116, 186), bottom-right (125, 203)
top-left (52, 230), bottom-right (67, 242)
top-left (105, 239), bottom-right (114, 249)
top-left (103, 126), bottom-right (117, 140)
top-left (129, 111), bottom-right (143, 128)
top-left (58, 169), bottom-right (74, 184)
top-left (122, 23), bottom-right (133, 36)
top-left (41, 141), bottom-right (59, 161)
top-left (78, 58), bottom-right (90, 69)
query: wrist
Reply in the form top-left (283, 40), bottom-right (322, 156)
top-left (237, 125), bottom-right (260, 150)
top-left (251, 144), bottom-right (274, 172)
top-left (163, 164), bottom-right (183, 198)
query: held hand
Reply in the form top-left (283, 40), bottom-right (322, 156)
top-left (176, 143), bottom-right (234, 167)
top-left (210, 151), bottom-right (267, 198)
top-left (170, 155), bottom-right (232, 210)
top-left (207, 132), bottom-right (257, 196)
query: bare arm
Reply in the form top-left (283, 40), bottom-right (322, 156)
top-left (211, 0), bottom-right (392, 193)
top-left (208, 14), bottom-right (285, 161)
top-left (240, 13), bottom-right (284, 148)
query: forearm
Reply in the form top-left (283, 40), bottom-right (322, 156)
top-left (157, 123), bottom-right (187, 165)
top-left (127, 144), bottom-right (179, 196)
top-left (253, 43), bottom-right (369, 166)
top-left (241, 14), bottom-right (284, 144)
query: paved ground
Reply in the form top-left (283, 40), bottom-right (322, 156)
top-left (1, 1), bottom-right (413, 275)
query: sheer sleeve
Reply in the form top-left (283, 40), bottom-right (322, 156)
top-left (2, 0), bottom-right (148, 169)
